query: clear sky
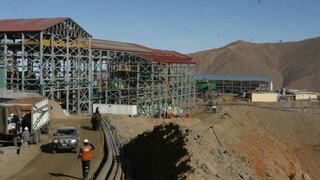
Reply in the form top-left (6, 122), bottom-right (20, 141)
top-left (0, 0), bottom-right (319, 53)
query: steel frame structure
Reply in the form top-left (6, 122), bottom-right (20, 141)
top-left (91, 49), bottom-right (196, 116)
top-left (0, 19), bottom-right (92, 114)
top-left (0, 18), bottom-right (196, 116)
top-left (196, 79), bottom-right (272, 99)
top-left (213, 80), bottom-right (271, 93)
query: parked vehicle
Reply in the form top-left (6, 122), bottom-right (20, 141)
top-left (0, 97), bottom-right (50, 144)
top-left (52, 126), bottom-right (79, 153)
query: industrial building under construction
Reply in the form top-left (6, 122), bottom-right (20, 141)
top-left (0, 17), bottom-right (196, 115)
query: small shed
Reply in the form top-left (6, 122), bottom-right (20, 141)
top-left (249, 92), bottom-right (278, 102)
top-left (285, 89), bottom-right (319, 101)
top-left (295, 92), bottom-right (318, 101)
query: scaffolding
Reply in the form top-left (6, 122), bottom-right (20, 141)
top-left (91, 48), bottom-right (196, 116)
top-left (0, 18), bottom-right (92, 114)
top-left (195, 73), bottom-right (273, 95)
top-left (0, 18), bottom-right (196, 116)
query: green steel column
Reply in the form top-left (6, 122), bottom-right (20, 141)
top-left (38, 84), bottom-right (45, 96)
top-left (0, 62), bottom-right (6, 89)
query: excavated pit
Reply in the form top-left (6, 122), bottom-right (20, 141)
top-left (122, 123), bottom-right (192, 180)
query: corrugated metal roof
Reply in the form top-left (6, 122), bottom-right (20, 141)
top-left (133, 52), bottom-right (194, 64)
top-left (92, 39), bottom-right (194, 64)
top-left (91, 39), bottom-right (153, 53)
top-left (194, 73), bottom-right (272, 81)
top-left (5, 97), bottom-right (45, 105)
top-left (0, 18), bottom-right (67, 32)
top-left (0, 90), bottom-right (41, 99)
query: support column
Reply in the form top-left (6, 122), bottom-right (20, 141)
top-left (136, 64), bottom-right (140, 113)
top-left (21, 33), bottom-right (25, 91)
top-left (3, 33), bottom-right (7, 90)
top-left (105, 51), bottom-right (110, 103)
top-left (66, 34), bottom-right (70, 113)
top-left (50, 34), bottom-right (55, 100)
top-left (39, 32), bottom-right (44, 95)
top-left (151, 64), bottom-right (155, 115)
top-left (88, 38), bottom-right (93, 113)
top-left (99, 50), bottom-right (103, 103)
top-left (77, 38), bottom-right (81, 114)
top-left (0, 33), bottom-right (7, 90)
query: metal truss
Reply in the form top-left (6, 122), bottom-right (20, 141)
top-left (213, 80), bottom-right (271, 93)
top-left (0, 19), bottom-right (92, 114)
top-left (91, 49), bottom-right (196, 116)
top-left (0, 18), bottom-right (195, 116)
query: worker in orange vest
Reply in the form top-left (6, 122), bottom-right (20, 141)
top-left (78, 139), bottom-right (95, 179)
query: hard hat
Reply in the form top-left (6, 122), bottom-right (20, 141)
top-left (24, 127), bottom-right (29, 131)
top-left (83, 139), bottom-right (89, 143)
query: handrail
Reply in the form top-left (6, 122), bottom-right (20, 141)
top-left (95, 119), bottom-right (123, 180)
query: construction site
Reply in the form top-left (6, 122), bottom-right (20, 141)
top-left (91, 39), bottom-right (195, 116)
top-left (195, 73), bottom-right (273, 93)
top-left (1, 16), bottom-right (320, 180)
top-left (0, 18), bottom-right (196, 116)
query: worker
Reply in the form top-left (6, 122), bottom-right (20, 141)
top-left (21, 127), bottom-right (30, 145)
top-left (11, 114), bottom-right (21, 132)
top-left (78, 139), bottom-right (95, 179)
top-left (17, 127), bottom-right (30, 155)
top-left (91, 108), bottom-right (102, 131)
top-left (22, 113), bottom-right (32, 132)
top-left (13, 128), bottom-right (19, 147)
top-left (16, 136), bottom-right (22, 155)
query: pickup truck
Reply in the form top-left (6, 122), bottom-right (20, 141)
top-left (0, 97), bottom-right (50, 144)
top-left (52, 126), bottom-right (80, 153)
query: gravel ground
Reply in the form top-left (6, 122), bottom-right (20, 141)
top-left (0, 112), bottom-right (104, 180)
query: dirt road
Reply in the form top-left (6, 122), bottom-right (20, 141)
top-left (6, 117), bottom-right (104, 180)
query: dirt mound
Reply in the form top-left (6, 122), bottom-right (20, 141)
top-left (189, 37), bottom-right (320, 92)
top-left (212, 103), bottom-right (319, 179)
top-left (48, 100), bottom-right (68, 120)
top-left (111, 116), bottom-right (257, 179)
top-left (122, 123), bottom-right (192, 180)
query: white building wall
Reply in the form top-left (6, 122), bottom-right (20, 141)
top-left (250, 93), bottom-right (278, 102)
top-left (93, 104), bottom-right (137, 116)
top-left (296, 94), bottom-right (318, 100)
top-left (270, 81), bottom-right (273, 91)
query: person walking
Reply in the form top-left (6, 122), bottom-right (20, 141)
top-left (21, 127), bottom-right (30, 145)
top-left (11, 113), bottom-right (21, 146)
top-left (16, 136), bottom-right (22, 155)
top-left (78, 139), bottom-right (95, 179)
top-left (17, 127), bottom-right (30, 155)
top-left (91, 108), bottom-right (102, 131)
top-left (12, 114), bottom-right (21, 132)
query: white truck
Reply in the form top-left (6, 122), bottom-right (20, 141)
top-left (0, 97), bottom-right (50, 144)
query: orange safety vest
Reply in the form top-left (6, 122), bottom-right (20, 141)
top-left (81, 145), bottom-right (93, 161)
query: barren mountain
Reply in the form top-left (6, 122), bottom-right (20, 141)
top-left (189, 37), bottom-right (320, 92)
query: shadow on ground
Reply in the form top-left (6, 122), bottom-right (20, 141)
top-left (40, 143), bottom-right (54, 154)
top-left (48, 172), bottom-right (82, 179)
top-left (122, 123), bottom-right (192, 180)
top-left (40, 143), bottom-right (77, 154)
top-left (81, 125), bottom-right (92, 131)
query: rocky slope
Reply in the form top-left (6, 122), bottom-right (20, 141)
top-left (189, 37), bottom-right (320, 92)
top-left (108, 101), bottom-right (320, 179)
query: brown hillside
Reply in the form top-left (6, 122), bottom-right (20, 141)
top-left (109, 101), bottom-right (320, 179)
top-left (190, 37), bottom-right (320, 92)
